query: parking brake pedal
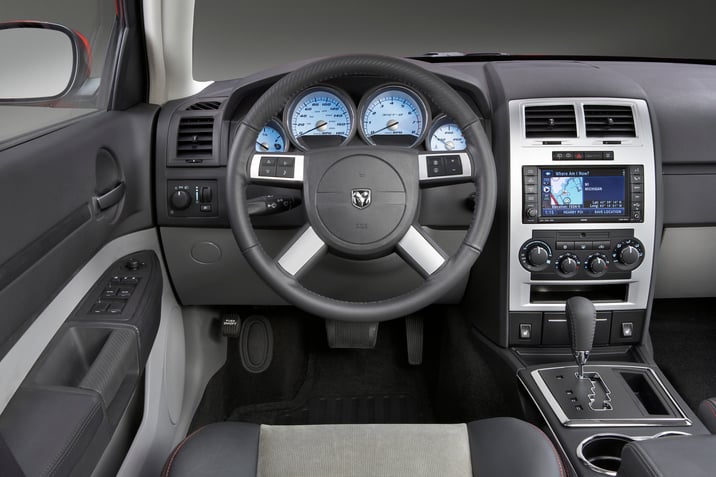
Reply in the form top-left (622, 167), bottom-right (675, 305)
top-left (221, 314), bottom-right (241, 338)
top-left (406, 316), bottom-right (424, 365)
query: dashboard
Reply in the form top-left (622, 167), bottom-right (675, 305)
top-left (153, 57), bottom-right (716, 348)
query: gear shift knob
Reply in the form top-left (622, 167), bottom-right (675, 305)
top-left (565, 296), bottom-right (597, 379)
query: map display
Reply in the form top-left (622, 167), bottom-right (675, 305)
top-left (540, 168), bottom-right (626, 218)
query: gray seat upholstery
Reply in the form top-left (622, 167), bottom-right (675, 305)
top-left (163, 418), bottom-right (565, 477)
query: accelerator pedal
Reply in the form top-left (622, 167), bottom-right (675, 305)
top-left (406, 316), bottom-right (424, 365)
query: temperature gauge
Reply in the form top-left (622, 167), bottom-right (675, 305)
top-left (426, 115), bottom-right (466, 151)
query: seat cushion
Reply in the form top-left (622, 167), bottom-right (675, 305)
top-left (163, 418), bottom-right (564, 477)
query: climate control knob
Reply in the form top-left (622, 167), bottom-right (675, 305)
top-left (586, 253), bottom-right (609, 277)
top-left (556, 254), bottom-right (580, 277)
top-left (612, 239), bottom-right (645, 271)
top-left (519, 241), bottom-right (552, 272)
top-left (619, 246), bottom-right (640, 266)
top-left (170, 190), bottom-right (192, 210)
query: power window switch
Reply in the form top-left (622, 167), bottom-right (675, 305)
top-left (91, 302), bottom-right (109, 314)
top-left (107, 302), bottom-right (126, 315)
top-left (621, 322), bottom-right (634, 338)
top-left (519, 324), bottom-right (532, 340)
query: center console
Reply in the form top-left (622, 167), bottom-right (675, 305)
top-left (506, 99), bottom-right (710, 476)
top-left (508, 98), bottom-right (656, 348)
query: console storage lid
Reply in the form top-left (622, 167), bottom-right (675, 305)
top-left (619, 435), bottom-right (716, 477)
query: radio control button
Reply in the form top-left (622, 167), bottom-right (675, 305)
top-left (631, 183), bottom-right (643, 193)
top-left (523, 166), bottom-right (538, 176)
top-left (526, 207), bottom-right (538, 218)
top-left (524, 185), bottom-right (538, 194)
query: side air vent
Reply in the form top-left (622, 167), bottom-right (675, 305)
top-left (176, 116), bottom-right (215, 159)
top-left (584, 105), bottom-right (636, 137)
top-left (185, 100), bottom-right (222, 111)
top-left (524, 105), bottom-right (577, 138)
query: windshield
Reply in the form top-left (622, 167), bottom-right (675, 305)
top-left (193, 0), bottom-right (714, 80)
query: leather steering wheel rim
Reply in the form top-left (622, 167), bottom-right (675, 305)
top-left (227, 54), bottom-right (497, 322)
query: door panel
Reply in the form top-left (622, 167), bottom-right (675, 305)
top-left (0, 105), bottom-right (158, 357)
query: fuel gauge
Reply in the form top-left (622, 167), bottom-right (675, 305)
top-left (256, 118), bottom-right (288, 153)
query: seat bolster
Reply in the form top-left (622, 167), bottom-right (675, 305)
top-left (163, 421), bottom-right (260, 477)
top-left (697, 398), bottom-right (716, 433)
top-left (467, 417), bottom-right (565, 477)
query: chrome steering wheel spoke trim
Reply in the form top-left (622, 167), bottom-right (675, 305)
top-left (396, 226), bottom-right (448, 278)
top-left (276, 225), bottom-right (327, 278)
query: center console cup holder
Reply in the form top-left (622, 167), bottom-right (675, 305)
top-left (577, 431), bottom-right (690, 476)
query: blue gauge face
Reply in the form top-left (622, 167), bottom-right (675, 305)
top-left (287, 87), bottom-right (354, 150)
top-left (428, 117), bottom-right (466, 151)
top-left (256, 120), bottom-right (287, 152)
top-left (360, 86), bottom-right (428, 147)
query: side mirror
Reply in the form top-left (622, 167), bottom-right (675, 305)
top-left (0, 21), bottom-right (91, 103)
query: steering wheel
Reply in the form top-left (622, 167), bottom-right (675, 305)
top-left (227, 54), bottom-right (496, 322)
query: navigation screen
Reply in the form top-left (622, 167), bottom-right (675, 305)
top-left (540, 168), bottom-right (626, 217)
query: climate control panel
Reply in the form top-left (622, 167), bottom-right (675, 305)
top-left (519, 229), bottom-right (644, 280)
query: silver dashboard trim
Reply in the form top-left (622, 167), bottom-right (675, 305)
top-left (530, 365), bottom-right (691, 428)
top-left (508, 98), bottom-right (657, 313)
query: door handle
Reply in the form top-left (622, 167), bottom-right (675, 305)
top-left (94, 182), bottom-right (125, 211)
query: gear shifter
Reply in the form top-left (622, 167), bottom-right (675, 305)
top-left (565, 296), bottom-right (597, 379)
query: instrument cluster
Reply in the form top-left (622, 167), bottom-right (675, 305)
top-left (254, 83), bottom-right (467, 153)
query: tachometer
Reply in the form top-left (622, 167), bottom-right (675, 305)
top-left (426, 115), bottom-right (466, 151)
top-left (285, 86), bottom-right (356, 150)
top-left (255, 118), bottom-right (288, 152)
top-left (358, 84), bottom-right (430, 147)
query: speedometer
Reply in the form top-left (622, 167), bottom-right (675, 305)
top-left (426, 115), bottom-right (466, 151)
top-left (285, 86), bottom-right (356, 150)
top-left (358, 84), bottom-right (430, 147)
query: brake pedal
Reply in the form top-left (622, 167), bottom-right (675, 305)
top-left (239, 315), bottom-right (274, 373)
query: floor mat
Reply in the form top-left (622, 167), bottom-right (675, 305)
top-left (190, 307), bottom-right (517, 430)
top-left (650, 298), bottom-right (716, 410)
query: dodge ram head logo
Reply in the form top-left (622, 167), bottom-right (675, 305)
top-left (351, 189), bottom-right (371, 209)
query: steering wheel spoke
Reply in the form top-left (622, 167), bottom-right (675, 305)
top-left (249, 153), bottom-right (305, 186)
top-left (418, 152), bottom-right (474, 187)
top-left (396, 225), bottom-right (448, 278)
top-left (276, 225), bottom-right (327, 278)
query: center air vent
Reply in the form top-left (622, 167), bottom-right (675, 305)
top-left (185, 100), bottom-right (222, 111)
top-left (176, 116), bottom-right (215, 160)
top-left (584, 105), bottom-right (636, 137)
top-left (524, 105), bottom-right (577, 138)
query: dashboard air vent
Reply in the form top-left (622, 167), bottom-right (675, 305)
top-left (185, 100), bottom-right (222, 111)
top-left (524, 105), bottom-right (577, 138)
top-left (584, 105), bottom-right (636, 137)
top-left (176, 116), bottom-right (215, 159)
